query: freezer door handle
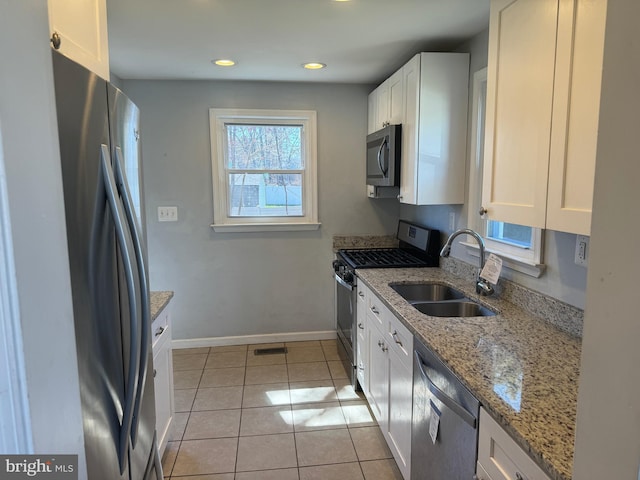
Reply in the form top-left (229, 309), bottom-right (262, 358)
top-left (115, 146), bottom-right (150, 448)
top-left (100, 144), bottom-right (142, 474)
top-left (415, 350), bottom-right (477, 428)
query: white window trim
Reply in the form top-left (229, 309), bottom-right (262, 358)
top-left (209, 108), bottom-right (320, 233)
top-left (466, 68), bottom-right (545, 277)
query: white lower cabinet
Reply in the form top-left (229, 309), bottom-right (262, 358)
top-left (152, 302), bottom-right (174, 456)
top-left (477, 408), bottom-right (551, 480)
top-left (387, 346), bottom-right (413, 478)
top-left (367, 321), bottom-right (389, 429)
top-left (356, 284), bottom-right (369, 396)
top-left (361, 283), bottom-right (413, 480)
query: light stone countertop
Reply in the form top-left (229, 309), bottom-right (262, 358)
top-left (356, 267), bottom-right (581, 480)
top-left (150, 290), bottom-right (174, 320)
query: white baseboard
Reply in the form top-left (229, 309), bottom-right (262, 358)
top-left (172, 330), bottom-right (337, 350)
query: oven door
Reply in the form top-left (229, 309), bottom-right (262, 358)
top-left (335, 272), bottom-right (357, 387)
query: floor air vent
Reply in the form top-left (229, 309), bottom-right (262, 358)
top-left (253, 347), bottom-right (288, 355)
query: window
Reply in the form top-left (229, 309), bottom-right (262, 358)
top-left (467, 69), bottom-right (544, 276)
top-left (209, 109), bottom-right (319, 232)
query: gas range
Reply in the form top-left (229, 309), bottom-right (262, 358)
top-left (337, 247), bottom-right (431, 269)
top-left (334, 220), bottom-right (441, 278)
top-left (332, 220), bottom-right (440, 391)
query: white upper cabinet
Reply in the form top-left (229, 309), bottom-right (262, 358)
top-left (367, 53), bottom-right (469, 205)
top-left (482, 0), bottom-right (606, 235)
top-left (48, 0), bottom-right (110, 80)
top-left (368, 69), bottom-right (404, 134)
top-left (400, 53), bottom-right (469, 205)
top-left (546, 0), bottom-right (606, 234)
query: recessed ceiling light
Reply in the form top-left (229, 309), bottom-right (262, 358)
top-left (303, 62), bottom-right (326, 70)
top-left (213, 59), bottom-right (236, 67)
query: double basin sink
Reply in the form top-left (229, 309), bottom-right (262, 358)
top-left (390, 283), bottom-right (496, 317)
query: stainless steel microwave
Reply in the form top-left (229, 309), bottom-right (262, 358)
top-left (366, 124), bottom-right (401, 187)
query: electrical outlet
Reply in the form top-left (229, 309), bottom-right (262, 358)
top-left (449, 212), bottom-right (456, 231)
top-left (574, 235), bottom-right (589, 266)
top-left (157, 206), bottom-right (178, 222)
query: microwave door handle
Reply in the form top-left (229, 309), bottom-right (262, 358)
top-left (377, 137), bottom-right (388, 176)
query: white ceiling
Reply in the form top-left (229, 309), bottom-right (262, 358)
top-left (107, 0), bottom-right (490, 84)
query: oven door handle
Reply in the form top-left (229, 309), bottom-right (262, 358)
top-left (335, 273), bottom-right (354, 291)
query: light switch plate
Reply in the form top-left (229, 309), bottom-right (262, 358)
top-left (574, 235), bottom-right (589, 266)
top-left (158, 206), bottom-right (178, 222)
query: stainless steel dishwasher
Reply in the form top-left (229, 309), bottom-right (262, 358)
top-left (412, 338), bottom-right (480, 480)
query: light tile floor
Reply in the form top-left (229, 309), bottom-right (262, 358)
top-left (163, 340), bottom-right (403, 479)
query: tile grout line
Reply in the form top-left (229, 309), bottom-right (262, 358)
top-left (169, 342), bottom-right (400, 479)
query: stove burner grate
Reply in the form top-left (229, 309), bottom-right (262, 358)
top-left (339, 248), bottom-right (429, 268)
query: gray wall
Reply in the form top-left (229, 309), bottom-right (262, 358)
top-left (0, 0), bottom-right (86, 474)
top-left (122, 80), bottom-right (400, 340)
top-left (402, 28), bottom-right (588, 309)
top-left (573, 0), bottom-right (640, 476)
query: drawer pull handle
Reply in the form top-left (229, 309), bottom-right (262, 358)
top-left (515, 474), bottom-right (524, 480)
top-left (153, 369), bottom-right (157, 378)
top-left (358, 291), bottom-right (365, 298)
top-left (371, 306), bottom-right (379, 315)
top-left (358, 322), bottom-right (365, 330)
top-left (155, 326), bottom-right (165, 337)
top-left (392, 330), bottom-right (403, 347)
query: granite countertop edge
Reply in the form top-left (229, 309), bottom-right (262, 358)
top-left (356, 267), bottom-right (581, 480)
top-left (150, 290), bottom-right (174, 320)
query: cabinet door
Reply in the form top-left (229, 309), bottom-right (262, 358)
top-left (387, 69), bottom-right (404, 126)
top-left (356, 285), bottom-right (369, 395)
top-left (387, 347), bottom-right (412, 480)
top-left (153, 324), bottom-right (174, 455)
top-left (546, 0), bottom-right (606, 235)
top-left (376, 81), bottom-right (390, 131)
top-left (482, 0), bottom-right (559, 227)
top-left (399, 54), bottom-right (421, 204)
top-left (48, 0), bottom-right (110, 80)
top-left (367, 323), bottom-right (389, 431)
top-left (368, 90), bottom-right (378, 134)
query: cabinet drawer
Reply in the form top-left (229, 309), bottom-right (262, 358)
top-left (367, 293), bottom-right (387, 329)
top-left (356, 283), bottom-right (368, 307)
top-left (387, 315), bottom-right (413, 370)
top-left (151, 309), bottom-right (169, 350)
top-left (478, 408), bottom-right (550, 480)
top-left (475, 462), bottom-right (494, 480)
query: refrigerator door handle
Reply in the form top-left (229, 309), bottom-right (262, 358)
top-left (100, 144), bottom-right (142, 475)
top-left (114, 146), bottom-right (150, 448)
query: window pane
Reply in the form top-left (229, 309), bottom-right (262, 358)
top-left (226, 124), bottom-right (303, 170)
top-left (228, 173), bottom-right (303, 217)
top-left (487, 221), bottom-right (532, 248)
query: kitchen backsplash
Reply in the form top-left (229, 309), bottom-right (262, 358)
top-left (332, 234), bottom-right (398, 251)
top-left (441, 256), bottom-right (583, 337)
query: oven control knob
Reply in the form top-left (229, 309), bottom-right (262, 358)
top-left (343, 271), bottom-right (354, 284)
top-left (332, 260), bottom-right (341, 272)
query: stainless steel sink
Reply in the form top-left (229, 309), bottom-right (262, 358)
top-left (390, 283), bottom-right (466, 302)
top-left (412, 301), bottom-right (496, 317)
top-left (389, 282), bottom-right (496, 317)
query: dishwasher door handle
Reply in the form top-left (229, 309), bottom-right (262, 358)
top-left (415, 351), bottom-right (477, 429)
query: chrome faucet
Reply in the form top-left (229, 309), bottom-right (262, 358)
top-left (440, 228), bottom-right (495, 296)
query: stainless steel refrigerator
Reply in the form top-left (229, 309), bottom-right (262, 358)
top-left (51, 50), bottom-right (162, 480)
